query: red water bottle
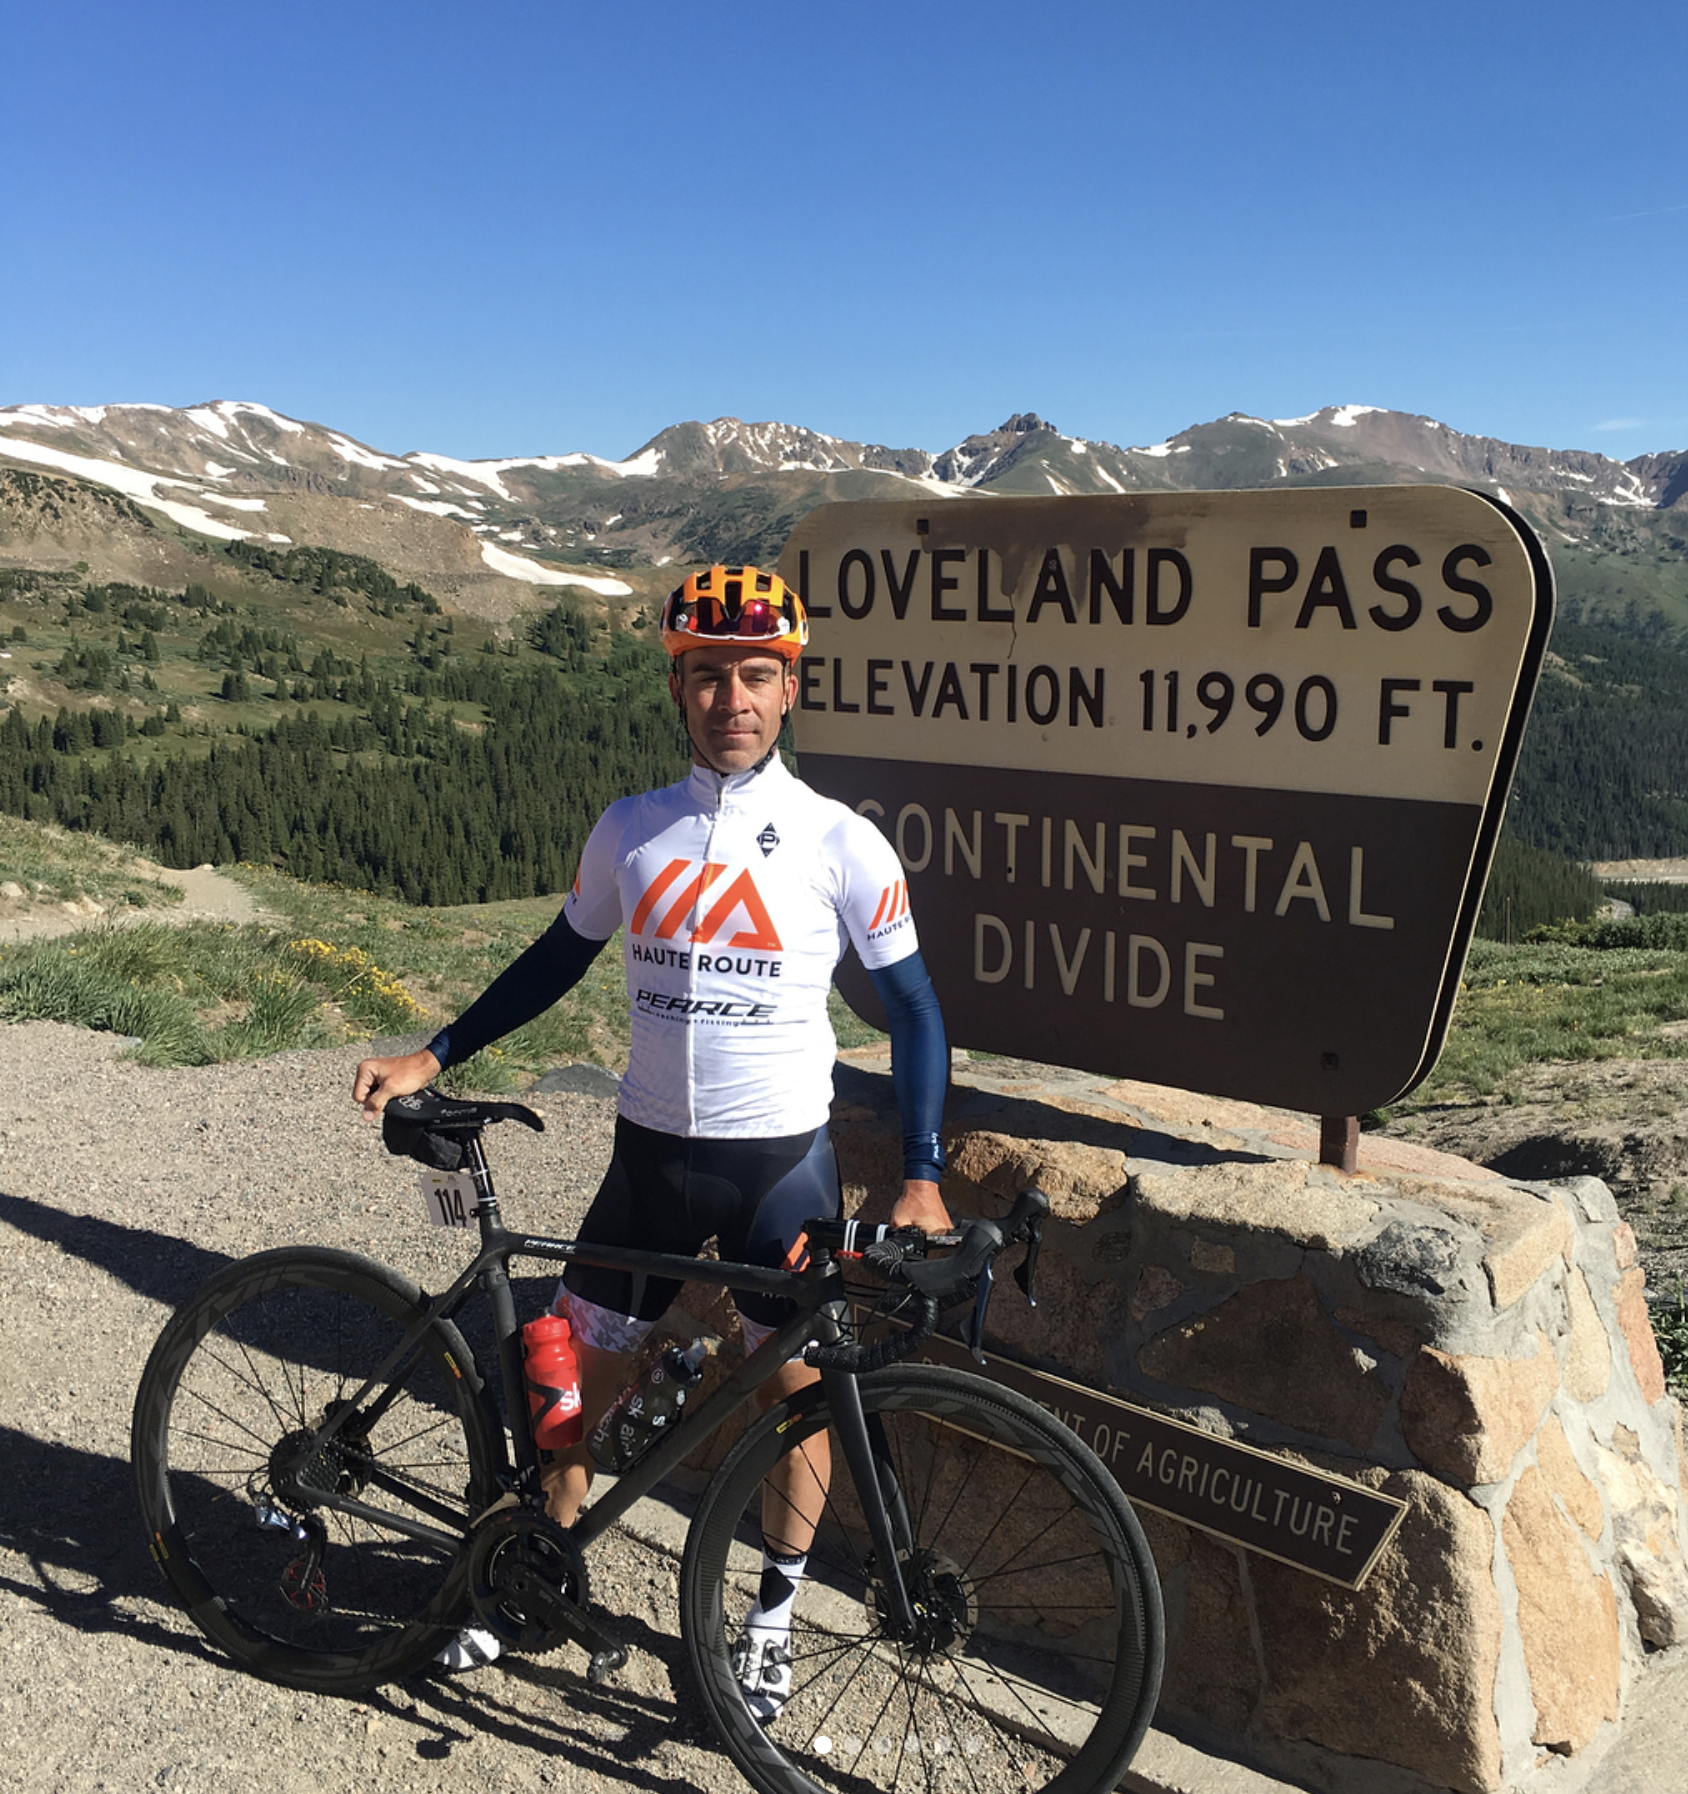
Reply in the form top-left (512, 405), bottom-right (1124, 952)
top-left (522, 1313), bottom-right (582, 1451)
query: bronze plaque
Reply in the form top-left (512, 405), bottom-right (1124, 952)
top-left (781, 488), bottom-right (1551, 1114)
top-left (911, 1329), bottom-right (1406, 1588)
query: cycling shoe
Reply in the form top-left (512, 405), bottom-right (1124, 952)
top-left (434, 1626), bottom-right (503, 1671)
top-left (731, 1625), bottom-right (791, 1721)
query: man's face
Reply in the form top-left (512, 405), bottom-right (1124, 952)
top-left (671, 645), bottom-right (798, 774)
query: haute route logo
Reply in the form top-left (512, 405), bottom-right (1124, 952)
top-left (628, 858), bottom-right (783, 950)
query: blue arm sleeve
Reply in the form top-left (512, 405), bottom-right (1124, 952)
top-left (427, 910), bottom-right (609, 1070)
top-left (865, 950), bottom-right (948, 1184)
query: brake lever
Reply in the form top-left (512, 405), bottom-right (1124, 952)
top-left (962, 1257), bottom-right (994, 1362)
top-left (1013, 1213), bottom-right (1043, 1308)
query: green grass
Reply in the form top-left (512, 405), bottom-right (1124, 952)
top-left (1398, 935), bottom-right (1688, 1109)
top-left (0, 816), bottom-right (631, 1078)
top-left (0, 835), bottom-right (888, 1084)
top-left (0, 811), bottom-right (184, 911)
top-left (1651, 1278), bottom-right (1688, 1397)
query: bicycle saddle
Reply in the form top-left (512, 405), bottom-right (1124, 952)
top-left (381, 1089), bottom-right (544, 1170)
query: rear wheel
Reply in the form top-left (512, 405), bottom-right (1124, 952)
top-left (680, 1365), bottom-right (1163, 1794)
top-left (132, 1247), bottom-right (503, 1692)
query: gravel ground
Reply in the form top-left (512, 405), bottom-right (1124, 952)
top-left (0, 1021), bottom-right (728, 1794)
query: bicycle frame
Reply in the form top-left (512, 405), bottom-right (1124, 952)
top-left (277, 1130), bottom-right (922, 1627)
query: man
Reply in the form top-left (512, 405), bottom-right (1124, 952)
top-left (353, 564), bottom-right (951, 1706)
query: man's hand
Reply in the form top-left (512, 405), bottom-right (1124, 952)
top-left (352, 1049), bottom-right (441, 1118)
top-left (889, 1178), bottom-right (952, 1234)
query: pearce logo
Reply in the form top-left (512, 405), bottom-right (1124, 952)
top-left (628, 858), bottom-right (783, 950)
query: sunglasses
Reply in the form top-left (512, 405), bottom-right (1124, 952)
top-left (671, 578), bottom-right (793, 639)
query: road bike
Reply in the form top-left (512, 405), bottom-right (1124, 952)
top-left (132, 1091), bottom-right (1164, 1794)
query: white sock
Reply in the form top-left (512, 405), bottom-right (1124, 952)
top-left (434, 1625), bottom-right (502, 1671)
top-left (746, 1547), bottom-right (806, 1634)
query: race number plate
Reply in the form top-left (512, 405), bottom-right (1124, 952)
top-left (418, 1170), bottom-right (479, 1228)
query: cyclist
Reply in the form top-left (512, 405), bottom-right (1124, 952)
top-left (352, 564), bottom-right (952, 1707)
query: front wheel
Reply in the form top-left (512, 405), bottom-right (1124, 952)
top-left (131, 1247), bottom-right (504, 1692)
top-left (680, 1365), bottom-right (1164, 1794)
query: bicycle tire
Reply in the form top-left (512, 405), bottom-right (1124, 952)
top-left (131, 1246), bottom-right (505, 1693)
top-left (680, 1364), bottom-right (1164, 1794)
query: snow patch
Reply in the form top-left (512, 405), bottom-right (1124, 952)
top-left (408, 444), bottom-right (662, 494)
top-left (211, 495), bottom-right (270, 513)
top-left (201, 461), bottom-right (237, 479)
top-left (1089, 462), bottom-right (1125, 494)
top-left (479, 543), bottom-right (632, 594)
top-left (1329, 405), bottom-right (1382, 428)
top-left (394, 494), bottom-right (479, 521)
top-left (408, 453), bottom-right (515, 501)
top-left (216, 401), bottom-right (303, 433)
top-left (266, 533), bottom-right (293, 544)
top-left (1070, 440), bottom-right (1088, 455)
top-left (609, 446), bottom-right (661, 478)
top-left (185, 406), bottom-right (230, 440)
top-left (0, 434), bottom-right (254, 539)
top-left (1, 405), bottom-right (99, 430)
top-left (328, 433), bottom-right (405, 471)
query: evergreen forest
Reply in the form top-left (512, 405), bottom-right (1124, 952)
top-left (2, 527), bottom-right (1687, 931)
top-left (0, 550), bottom-right (689, 905)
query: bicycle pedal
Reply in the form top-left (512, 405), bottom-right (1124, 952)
top-left (587, 1645), bottom-right (627, 1686)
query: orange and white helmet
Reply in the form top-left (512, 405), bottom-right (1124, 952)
top-left (660, 565), bottom-right (808, 662)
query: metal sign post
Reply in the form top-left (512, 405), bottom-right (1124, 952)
top-left (782, 488), bottom-right (1551, 1120)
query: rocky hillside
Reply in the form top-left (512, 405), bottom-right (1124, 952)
top-left (3, 400), bottom-right (1685, 624)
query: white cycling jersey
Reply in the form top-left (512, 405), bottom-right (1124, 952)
top-left (562, 756), bottom-right (918, 1138)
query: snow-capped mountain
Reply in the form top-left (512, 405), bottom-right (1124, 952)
top-left (0, 399), bottom-right (1682, 603)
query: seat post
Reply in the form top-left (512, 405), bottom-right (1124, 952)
top-left (466, 1132), bottom-right (501, 1231)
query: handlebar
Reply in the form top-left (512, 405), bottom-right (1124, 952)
top-left (804, 1188), bottom-right (1050, 1374)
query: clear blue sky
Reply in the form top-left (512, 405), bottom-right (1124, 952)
top-left (3, 1), bottom-right (1683, 464)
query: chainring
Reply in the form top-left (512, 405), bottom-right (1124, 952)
top-left (464, 1510), bottom-right (590, 1653)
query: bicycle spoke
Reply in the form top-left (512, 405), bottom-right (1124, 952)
top-left (683, 1366), bottom-right (1161, 1794)
top-left (135, 1250), bottom-right (498, 1692)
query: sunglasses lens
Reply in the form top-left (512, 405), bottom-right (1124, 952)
top-left (668, 584), bottom-right (794, 644)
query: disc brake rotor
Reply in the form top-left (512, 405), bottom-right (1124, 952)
top-left (867, 1549), bottom-right (978, 1657)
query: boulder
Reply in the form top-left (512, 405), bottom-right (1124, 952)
top-left (1503, 1466), bottom-right (1621, 1754)
top-left (1252, 1470), bottom-right (1504, 1794)
top-left (1399, 1334), bottom-right (1558, 1484)
top-left (1139, 1275), bottom-right (1390, 1452)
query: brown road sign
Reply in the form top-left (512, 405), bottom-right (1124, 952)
top-left (906, 1328), bottom-right (1407, 1589)
top-left (781, 487), bottom-right (1551, 1115)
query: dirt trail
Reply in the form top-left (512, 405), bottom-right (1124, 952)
top-left (0, 864), bottom-right (275, 943)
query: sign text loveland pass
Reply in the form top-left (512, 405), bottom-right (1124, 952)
top-left (781, 489), bottom-right (1551, 1114)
